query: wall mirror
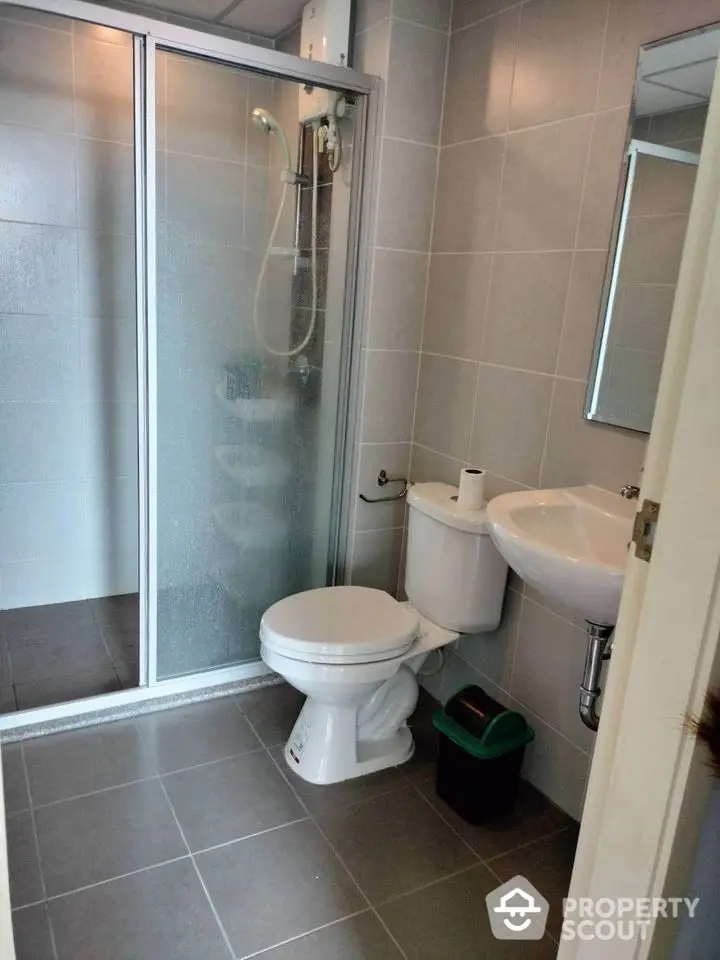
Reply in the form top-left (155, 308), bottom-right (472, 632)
top-left (585, 24), bottom-right (720, 433)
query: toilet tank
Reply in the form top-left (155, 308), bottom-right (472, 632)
top-left (405, 483), bottom-right (508, 633)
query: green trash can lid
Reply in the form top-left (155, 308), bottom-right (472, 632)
top-left (433, 685), bottom-right (534, 759)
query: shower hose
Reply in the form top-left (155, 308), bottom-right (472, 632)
top-left (252, 125), bottom-right (319, 358)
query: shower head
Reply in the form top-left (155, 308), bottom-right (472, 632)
top-left (251, 106), bottom-right (293, 173)
top-left (251, 106), bottom-right (280, 135)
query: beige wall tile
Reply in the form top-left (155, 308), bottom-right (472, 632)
top-left (359, 349), bottom-right (420, 443)
top-left (423, 253), bottom-right (491, 360)
top-left (354, 0), bottom-right (391, 34)
top-left (385, 20), bottom-right (447, 146)
top-left (456, 586), bottom-right (522, 690)
top-left (452, 0), bottom-right (520, 32)
top-left (470, 364), bottom-right (554, 486)
top-left (353, 18), bottom-right (390, 78)
top-left (375, 139), bottom-right (438, 251)
top-left (576, 107), bottom-right (631, 251)
top-left (350, 527), bottom-right (404, 594)
top-left (413, 354), bottom-right (478, 459)
top-left (631, 153), bottom-right (698, 218)
top-left (510, 0), bottom-right (608, 130)
top-left (647, 103), bottom-right (708, 146)
top-left (511, 598), bottom-right (595, 753)
top-left (556, 251), bottom-right (608, 380)
top-left (641, 0), bottom-right (720, 44)
top-left (496, 116), bottom-right (593, 251)
top-left (432, 137), bottom-right (505, 252)
top-left (540, 378), bottom-right (646, 490)
top-left (442, 8), bottom-right (519, 144)
top-left (613, 283), bottom-right (675, 353)
top-left (620, 213), bottom-right (689, 285)
top-left (353, 442), bottom-right (412, 531)
top-left (367, 250), bottom-right (429, 351)
top-left (595, 0), bottom-right (643, 112)
top-left (482, 251), bottom-right (572, 373)
top-left (394, 0), bottom-right (452, 31)
top-left (410, 442), bottom-right (467, 484)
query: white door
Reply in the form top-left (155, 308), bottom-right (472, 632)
top-left (560, 51), bottom-right (720, 960)
top-left (0, 759), bottom-right (16, 960)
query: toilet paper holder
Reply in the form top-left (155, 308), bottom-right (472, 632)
top-left (359, 469), bottom-right (411, 503)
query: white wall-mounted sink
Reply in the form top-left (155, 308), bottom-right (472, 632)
top-left (486, 485), bottom-right (636, 626)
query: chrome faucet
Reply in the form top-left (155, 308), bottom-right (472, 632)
top-left (619, 484), bottom-right (640, 500)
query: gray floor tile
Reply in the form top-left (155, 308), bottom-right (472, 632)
top-left (10, 629), bottom-right (115, 685)
top-left (91, 594), bottom-right (139, 667)
top-left (0, 685), bottom-right (17, 712)
top-left (0, 637), bottom-right (14, 687)
top-left (2, 744), bottom-right (29, 813)
top-left (15, 667), bottom-right (121, 711)
top-left (236, 682), bottom-right (306, 748)
top-left (271, 745), bottom-right (408, 817)
top-left (13, 903), bottom-right (55, 960)
top-left (163, 750), bottom-right (305, 852)
top-left (49, 859), bottom-right (231, 960)
top-left (258, 912), bottom-right (404, 959)
top-left (418, 778), bottom-right (574, 862)
top-left (35, 779), bottom-right (186, 896)
top-left (24, 720), bottom-right (155, 805)
top-left (196, 820), bottom-right (364, 958)
top-left (0, 601), bottom-right (95, 639)
top-left (379, 864), bottom-right (558, 959)
top-left (6, 810), bottom-right (44, 908)
top-left (135, 699), bottom-right (260, 774)
top-left (316, 786), bottom-right (476, 905)
top-left (491, 825), bottom-right (580, 940)
top-left (402, 718), bottom-right (439, 785)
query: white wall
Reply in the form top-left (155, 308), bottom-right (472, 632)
top-left (0, 11), bottom-right (139, 608)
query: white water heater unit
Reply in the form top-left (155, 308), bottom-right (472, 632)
top-left (299, 0), bottom-right (351, 122)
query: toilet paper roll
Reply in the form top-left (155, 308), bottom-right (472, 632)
top-left (457, 468), bottom-right (485, 510)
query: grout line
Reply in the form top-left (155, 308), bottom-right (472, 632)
top-left (190, 817), bottom-right (311, 859)
top-left (260, 728), bottom-right (410, 960)
top-left (482, 823), bottom-right (577, 865)
top-left (235, 909), bottom-right (371, 960)
top-left (382, 132), bottom-right (444, 150)
top-left (43, 853), bottom-right (192, 903)
top-left (31, 773), bottom-right (160, 811)
top-left (439, 106), bottom-right (620, 151)
top-left (390, 14), bottom-right (452, 35)
top-left (412, 442), bottom-right (534, 492)
top-left (410, 781), bottom-right (481, 861)
top-left (375, 861), bottom-right (480, 909)
top-left (156, 776), bottom-right (236, 959)
top-left (413, 351), bottom-right (588, 380)
top-left (450, 0), bottom-right (523, 37)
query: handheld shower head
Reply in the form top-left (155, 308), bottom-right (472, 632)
top-left (250, 106), bottom-right (292, 173)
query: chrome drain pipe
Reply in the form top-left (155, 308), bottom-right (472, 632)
top-left (579, 622), bottom-right (614, 731)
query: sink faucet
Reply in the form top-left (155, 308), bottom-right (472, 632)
top-left (619, 484), bottom-right (640, 500)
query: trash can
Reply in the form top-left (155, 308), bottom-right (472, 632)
top-left (433, 685), bottom-right (534, 825)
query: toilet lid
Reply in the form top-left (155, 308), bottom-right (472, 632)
top-left (260, 586), bottom-right (420, 664)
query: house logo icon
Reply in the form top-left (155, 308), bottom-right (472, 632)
top-left (486, 875), bottom-right (550, 940)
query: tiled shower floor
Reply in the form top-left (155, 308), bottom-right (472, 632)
top-left (5, 685), bottom-right (576, 959)
top-left (0, 596), bottom-right (139, 712)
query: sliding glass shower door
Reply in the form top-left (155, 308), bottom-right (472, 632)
top-left (153, 49), bottom-right (359, 679)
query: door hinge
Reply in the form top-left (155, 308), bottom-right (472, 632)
top-left (631, 499), bottom-right (661, 562)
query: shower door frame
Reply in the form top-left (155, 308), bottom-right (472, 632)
top-left (0, 0), bottom-right (379, 733)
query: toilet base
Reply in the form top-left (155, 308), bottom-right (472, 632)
top-left (283, 693), bottom-right (416, 785)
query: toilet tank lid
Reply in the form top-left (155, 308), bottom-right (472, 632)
top-left (260, 586), bottom-right (419, 659)
top-left (408, 483), bottom-right (490, 535)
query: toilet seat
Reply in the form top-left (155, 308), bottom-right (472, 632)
top-left (260, 586), bottom-right (419, 664)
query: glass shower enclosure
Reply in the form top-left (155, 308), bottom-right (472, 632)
top-left (0, 0), bottom-right (374, 726)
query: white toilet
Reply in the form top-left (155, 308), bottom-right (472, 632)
top-left (260, 482), bottom-right (509, 784)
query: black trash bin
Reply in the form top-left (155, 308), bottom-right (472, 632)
top-left (433, 685), bottom-right (534, 825)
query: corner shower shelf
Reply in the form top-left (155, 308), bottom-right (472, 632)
top-left (215, 381), bottom-right (295, 424)
top-left (214, 444), bottom-right (291, 489)
top-left (212, 502), bottom-right (288, 551)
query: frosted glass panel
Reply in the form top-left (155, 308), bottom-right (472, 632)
top-left (155, 51), bottom-right (357, 678)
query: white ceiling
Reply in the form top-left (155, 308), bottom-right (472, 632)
top-left (636, 26), bottom-right (720, 116)
top-left (114, 0), bottom-right (306, 40)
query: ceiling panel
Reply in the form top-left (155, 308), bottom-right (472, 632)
top-left (640, 27), bottom-right (720, 77)
top-left (655, 59), bottom-right (718, 98)
top-left (635, 79), bottom-right (706, 116)
top-left (221, 0), bottom-right (305, 38)
top-left (120, 0), bottom-right (233, 21)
